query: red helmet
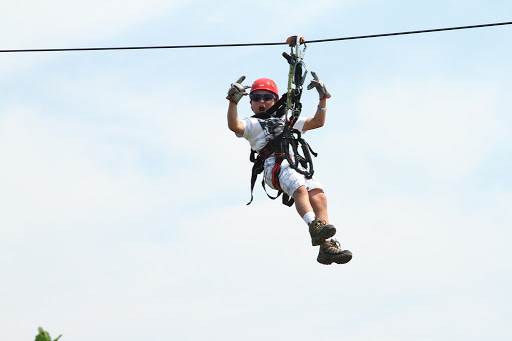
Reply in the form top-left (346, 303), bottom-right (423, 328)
top-left (250, 78), bottom-right (279, 99)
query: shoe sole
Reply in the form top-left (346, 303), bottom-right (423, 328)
top-left (317, 251), bottom-right (353, 265)
top-left (311, 225), bottom-right (336, 246)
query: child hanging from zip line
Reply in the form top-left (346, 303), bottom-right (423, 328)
top-left (226, 74), bottom-right (352, 265)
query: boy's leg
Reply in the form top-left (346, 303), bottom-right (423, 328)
top-left (308, 188), bottom-right (328, 223)
top-left (292, 185), bottom-right (313, 218)
top-left (306, 188), bottom-right (336, 246)
top-left (306, 189), bottom-right (351, 265)
top-left (293, 186), bottom-right (335, 246)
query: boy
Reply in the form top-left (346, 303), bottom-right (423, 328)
top-left (226, 75), bottom-right (352, 265)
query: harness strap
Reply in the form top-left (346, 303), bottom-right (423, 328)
top-left (247, 146), bottom-right (294, 207)
top-left (271, 156), bottom-right (284, 191)
top-left (247, 150), bottom-right (264, 206)
top-left (247, 144), bottom-right (273, 205)
top-left (270, 157), bottom-right (294, 207)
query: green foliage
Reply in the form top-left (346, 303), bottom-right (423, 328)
top-left (35, 327), bottom-right (62, 341)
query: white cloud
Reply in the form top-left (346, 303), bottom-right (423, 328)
top-left (1, 1), bottom-right (178, 48)
top-left (346, 77), bottom-right (506, 177)
top-left (0, 71), bottom-right (250, 245)
top-left (0, 104), bottom-right (174, 241)
top-left (0, 1), bottom-right (180, 76)
top-left (8, 191), bottom-right (512, 340)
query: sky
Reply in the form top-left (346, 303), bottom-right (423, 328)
top-left (1, 1), bottom-right (511, 340)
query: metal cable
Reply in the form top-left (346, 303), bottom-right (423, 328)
top-left (1, 21), bottom-right (511, 54)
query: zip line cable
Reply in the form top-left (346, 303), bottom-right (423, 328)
top-left (1, 21), bottom-right (511, 54)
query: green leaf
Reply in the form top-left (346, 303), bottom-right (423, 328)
top-left (35, 327), bottom-right (51, 341)
top-left (35, 327), bottom-right (62, 341)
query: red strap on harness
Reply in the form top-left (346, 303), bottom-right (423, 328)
top-left (271, 156), bottom-right (284, 191)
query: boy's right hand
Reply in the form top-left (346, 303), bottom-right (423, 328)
top-left (226, 76), bottom-right (250, 104)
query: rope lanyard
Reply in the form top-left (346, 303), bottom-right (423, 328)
top-left (280, 36), bottom-right (315, 179)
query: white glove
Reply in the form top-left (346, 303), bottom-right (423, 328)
top-left (307, 71), bottom-right (331, 100)
top-left (226, 76), bottom-right (250, 104)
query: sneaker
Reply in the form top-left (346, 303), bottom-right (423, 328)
top-left (317, 239), bottom-right (352, 265)
top-left (309, 218), bottom-right (336, 246)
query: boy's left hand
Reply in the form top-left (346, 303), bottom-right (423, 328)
top-left (307, 71), bottom-right (331, 100)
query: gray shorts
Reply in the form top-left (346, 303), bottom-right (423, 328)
top-left (263, 157), bottom-right (323, 197)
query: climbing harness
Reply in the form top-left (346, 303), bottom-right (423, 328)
top-left (247, 36), bottom-right (318, 207)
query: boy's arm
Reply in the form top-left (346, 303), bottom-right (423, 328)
top-left (226, 76), bottom-right (248, 135)
top-left (227, 101), bottom-right (245, 135)
top-left (303, 97), bottom-right (327, 131)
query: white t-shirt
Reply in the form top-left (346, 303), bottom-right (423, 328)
top-left (238, 116), bottom-right (307, 153)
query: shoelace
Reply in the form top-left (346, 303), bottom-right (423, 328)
top-left (329, 239), bottom-right (341, 250)
top-left (312, 219), bottom-right (327, 229)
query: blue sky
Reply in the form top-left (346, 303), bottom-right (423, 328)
top-left (2, 1), bottom-right (511, 340)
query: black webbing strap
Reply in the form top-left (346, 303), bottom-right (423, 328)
top-left (247, 145), bottom-right (294, 207)
top-left (285, 129), bottom-right (317, 179)
top-left (247, 150), bottom-right (265, 206)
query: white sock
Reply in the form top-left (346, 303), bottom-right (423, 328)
top-left (302, 212), bottom-right (316, 225)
